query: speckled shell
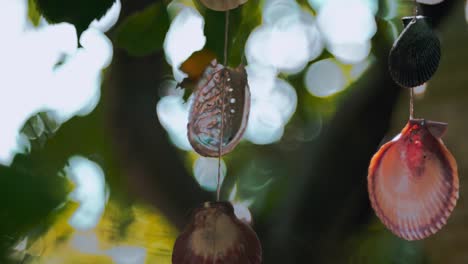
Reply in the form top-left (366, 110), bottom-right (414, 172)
top-left (389, 16), bottom-right (441, 88)
top-left (199, 0), bottom-right (248, 11)
top-left (172, 201), bottom-right (262, 264)
top-left (188, 59), bottom-right (250, 157)
top-left (368, 119), bottom-right (459, 240)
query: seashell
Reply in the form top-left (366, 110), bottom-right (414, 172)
top-left (199, 0), bottom-right (248, 11)
top-left (172, 201), bottom-right (262, 264)
top-left (368, 119), bottom-right (459, 240)
top-left (388, 16), bottom-right (441, 88)
top-left (417, 0), bottom-right (444, 5)
top-left (188, 59), bottom-right (250, 157)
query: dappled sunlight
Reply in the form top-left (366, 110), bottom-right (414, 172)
top-left (156, 93), bottom-right (193, 151)
top-left (66, 156), bottom-right (108, 230)
top-left (0, 0), bottom-right (118, 166)
top-left (229, 184), bottom-right (254, 225)
top-left (163, 7), bottom-right (206, 82)
top-left (12, 202), bottom-right (177, 264)
top-left (245, 65), bottom-right (297, 144)
top-left (246, 0), bottom-right (323, 74)
top-left (317, 0), bottom-right (376, 63)
top-left (193, 156), bottom-right (227, 192)
top-left (305, 58), bottom-right (346, 98)
top-left (90, 0), bottom-right (122, 32)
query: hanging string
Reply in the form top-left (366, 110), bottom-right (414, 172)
top-left (408, 0), bottom-right (417, 120)
top-left (409, 87), bottom-right (415, 120)
top-left (224, 10), bottom-right (230, 65)
top-left (413, 0), bottom-right (419, 17)
top-left (217, 10), bottom-right (230, 201)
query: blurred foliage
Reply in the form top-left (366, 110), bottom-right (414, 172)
top-left (347, 222), bottom-right (427, 264)
top-left (28, 0), bottom-right (41, 26)
top-left (0, 155), bottom-right (69, 263)
top-left (114, 2), bottom-right (170, 57)
top-left (1, 0), bottom-right (463, 263)
top-left (33, 0), bottom-right (115, 35)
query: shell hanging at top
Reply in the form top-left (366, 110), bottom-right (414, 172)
top-left (388, 16), bottom-right (441, 88)
top-left (199, 0), bottom-right (248, 11)
top-left (368, 119), bottom-right (459, 240)
top-left (172, 201), bottom-right (262, 264)
top-left (188, 59), bottom-right (250, 157)
top-left (417, 0), bottom-right (444, 5)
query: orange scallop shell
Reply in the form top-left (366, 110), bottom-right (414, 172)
top-left (172, 201), bottom-right (262, 264)
top-left (368, 119), bottom-right (459, 240)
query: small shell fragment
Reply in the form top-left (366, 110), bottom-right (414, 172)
top-left (368, 119), bottom-right (459, 240)
top-left (389, 16), bottom-right (441, 88)
top-left (188, 59), bottom-right (250, 157)
top-left (199, 0), bottom-right (248, 11)
top-left (172, 201), bottom-right (262, 264)
top-left (417, 0), bottom-right (444, 4)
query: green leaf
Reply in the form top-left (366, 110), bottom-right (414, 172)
top-left (28, 0), bottom-right (42, 26)
top-left (114, 2), bottom-right (170, 57)
top-left (33, 0), bottom-right (115, 36)
top-left (0, 155), bottom-right (69, 259)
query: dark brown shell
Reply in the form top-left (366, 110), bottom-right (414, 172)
top-left (188, 59), bottom-right (250, 157)
top-left (388, 16), bottom-right (441, 88)
top-left (172, 201), bottom-right (262, 264)
top-left (199, 0), bottom-right (248, 11)
top-left (368, 119), bottom-right (459, 240)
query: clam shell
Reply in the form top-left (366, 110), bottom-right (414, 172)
top-left (389, 16), bottom-right (441, 88)
top-left (199, 0), bottom-right (248, 11)
top-left (172, 201), bottom-right (262, 264)
top-left (368, 119), bottom-right (459, 240)
top-left (188, 59), bottom-right (250, 157)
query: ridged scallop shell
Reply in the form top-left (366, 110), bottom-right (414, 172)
top-left (199, 0), bottom-right (248, 11)
top-left (368, 119), bottom-right (459, 241)
top-left (172, 201), bottom-right (262, 264)
top-left (388, 16), bottom-right (441, 88)
top-left (188, 59), bottom-right (250, 157)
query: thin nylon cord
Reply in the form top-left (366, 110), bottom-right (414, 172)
top-left (409, 88), bottom-right (415, 120)
top-left (217, 10), bottom-right (230, 201)
top-left (409, 0), bottom-right (417, 120)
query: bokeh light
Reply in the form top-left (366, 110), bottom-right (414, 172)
top-left (193, 156), bottom-right (227, 191)
top-left (163, 7), bottom-right (206, 82)
top-left (305, 58), bottom-right (346, 97)
top-left (66, 156), bottom-right (108, 230)
top-left (466, 0), bottom-right (468, 24)
top-left (156, 94), bottom-right (192, 151)
top-left (105, 246), bottom-right (147, 264)
top-left (229, 184), bottom-right (254, 224)
top-left (246, 0), bottom-right (323, 74)
top-left (316, 0), bottom-right (377, 63)
top-left (245, 65), bottom-right (297, 144)
top-left (414, 83), bottom-right (428, 96)
top-left (0, 0), bottom-right (117, 166)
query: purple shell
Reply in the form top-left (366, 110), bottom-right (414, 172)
top-left (188, 59), bottom-right (250, 157)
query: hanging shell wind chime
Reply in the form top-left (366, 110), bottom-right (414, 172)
top-left (187, 60), bottom-right (250, 157)
top-left (368, 2), bottom-right (459, 241)
top-left (173, 1), bottom-right (262, 263)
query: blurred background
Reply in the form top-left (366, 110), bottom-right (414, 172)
top-left (0, 0), bottom-right (467, 263)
